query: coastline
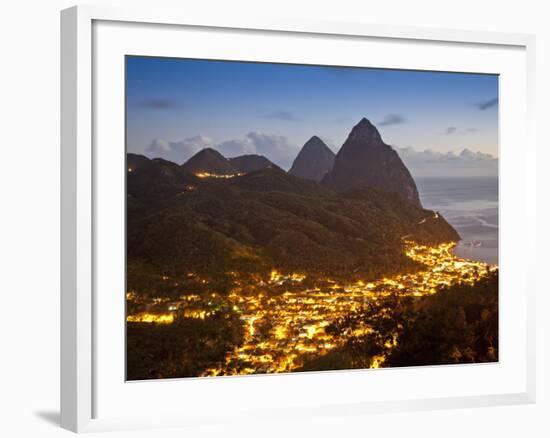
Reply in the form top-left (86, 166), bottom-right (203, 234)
top-left (415, 176), bottom-right (499, 267)
top-left (453, 241), bottom-right (498, 266)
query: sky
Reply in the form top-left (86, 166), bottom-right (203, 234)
top-left (126, 56), bottom-right (499, 177)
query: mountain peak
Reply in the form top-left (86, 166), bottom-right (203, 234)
top-left (302, 135), bottom-right (327, 150)
top-left (323, 118), bottom-right (421, 206)
top-left (194, 147), bottom-right (223, 159)
top-left (308, 135), bottom-right (323, 142)
top-left (347, 118), bottom-right (382, 144)
top-left (289, 136), bottom-right (335, 182)
top-left (182, 148), bottom-right (237, 175)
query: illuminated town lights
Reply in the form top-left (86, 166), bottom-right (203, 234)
top-left (126, 312), bottom-right (174, 324)
top-left (129, 240), bottom-right (497, 376)
top-left (195, 172), bottom-right (245, 179)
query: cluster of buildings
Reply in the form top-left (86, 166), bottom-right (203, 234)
top-left (127, 241), bottom-right (497, 375)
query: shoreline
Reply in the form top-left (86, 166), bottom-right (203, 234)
top-left (453, 242), bottom-right (498, 266)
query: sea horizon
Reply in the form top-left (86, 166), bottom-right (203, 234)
top-left (416, 175), bottom-right (498, 265)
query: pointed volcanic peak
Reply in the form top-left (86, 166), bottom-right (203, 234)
top-left (229, 154), bottom-right (281, 173)
top-left (323, 118), bottom-right (421, 207)
top-left (289, 136), bottom-right (336, 182)
top-left (182, 148), bottom-right (238, 176)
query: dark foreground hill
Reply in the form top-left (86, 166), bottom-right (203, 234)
top-left (127, 153), bottom-right (200, 201)
top-left (127, 155), bottom-right (459, 293)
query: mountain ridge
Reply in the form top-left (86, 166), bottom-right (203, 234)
top-left (127, 154), bottom-right (459, 288)
top-left (229, 154), bottom-right (281, 173)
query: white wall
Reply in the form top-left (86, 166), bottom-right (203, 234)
top-left (0, 1), bottom-right (547, 436)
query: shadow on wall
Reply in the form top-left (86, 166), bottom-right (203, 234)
top-left (34, 411), bottom-right (59, 427)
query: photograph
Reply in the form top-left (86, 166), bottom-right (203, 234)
top-left (0, 0), bottom-right (543, 435)
top-left (125, 56), bottom-right (499, 380)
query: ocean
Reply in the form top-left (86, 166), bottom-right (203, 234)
top-left (416, 177), bottom-right (498, 265)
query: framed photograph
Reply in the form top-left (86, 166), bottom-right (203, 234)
top-left (61, 5), bottom-right (536, 432)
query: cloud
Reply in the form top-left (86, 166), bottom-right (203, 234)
top-left (445, 126), bottom-right (479, 135)
top-left (264, 111), bottom-right (301, 121)
top-left (247, 132), bottom-right (298, 168)
top-left (378, 114), bottom-right (406, 127)
top-left (319, 137), bottom-right (337, 151)
top-left (395, 146), bottom-right (498, 177)
top-left (148, 132), bottom-right (299, 169)
top-left (217, 137), bottom-right (257, 157)
top-left (137, 98), bottom-right (180, 110)
top-left (146, 135), bottom-right (213, 164)
top-left (219, 132), bottom-right (298, 168)
top-left (475, 97), bottom-right (498, 110)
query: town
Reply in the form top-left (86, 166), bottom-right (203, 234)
top-left (127, 240), bottom-right (497, 375)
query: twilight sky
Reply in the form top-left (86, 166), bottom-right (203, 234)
top-left (126, 56), bottom-right (499, 177)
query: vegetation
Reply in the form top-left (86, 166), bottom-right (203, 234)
top-left (387, 271), bottom-right (498, 366)
top-left (125, 153), bottom-right (493, 379)
top-left (127, 154), bottom-right (460, 295)
top-left (299, 272), bottom-right (498, 371)
top-left (126, 309), bottom-right (244, 380)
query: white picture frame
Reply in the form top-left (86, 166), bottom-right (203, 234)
top-left (60, 4), bottom-right (536, 433)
